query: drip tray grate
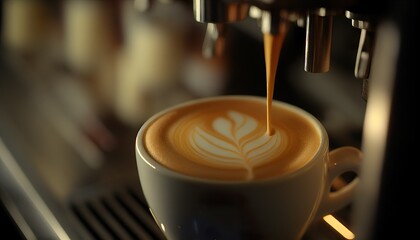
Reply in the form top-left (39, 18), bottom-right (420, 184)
top-left (70, 186), bottom-right (165, 240)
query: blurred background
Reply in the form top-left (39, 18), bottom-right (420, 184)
top-left (0, 0), bottom-right (371, 239)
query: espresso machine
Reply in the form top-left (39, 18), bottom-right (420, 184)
top-left (190, 0), bottom-right (416, 239)
top-left (0, 0), bottom-right (416, 239)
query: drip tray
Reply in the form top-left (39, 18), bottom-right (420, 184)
top-left (70, 186), bottom-right (165, 240)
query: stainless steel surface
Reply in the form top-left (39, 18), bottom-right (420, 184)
top-left (192, 0), bottom-right (365, 75)
top-left (353, 29), bottom-right (374, 80)
top-left (304, 10), bottom-right (333, 73)
top-left (202, 23), bottom-right (226, 58)
top-left (194, 0), bottom-right (249, 58)
top-left (193, 0), bottom-right (249, 23)
top-left (345, 10), bottom-right (377, 100)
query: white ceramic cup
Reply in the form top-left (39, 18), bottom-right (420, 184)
top-left (135, 95), bottom-right (362, 240)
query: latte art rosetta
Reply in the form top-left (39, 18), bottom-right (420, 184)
top-left (189, 111), bottom-right (281, 179)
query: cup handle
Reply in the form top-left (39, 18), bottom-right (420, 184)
top-left (315, 146), bottom-right (362, 220)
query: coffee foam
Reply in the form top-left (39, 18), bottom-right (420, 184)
top-left (143, 97), bottom-right (321, 181)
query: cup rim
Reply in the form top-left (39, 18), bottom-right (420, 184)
top-left (135, 95), bottom-right (328, 185)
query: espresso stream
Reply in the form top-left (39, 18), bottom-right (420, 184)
top-left (264, 23), bottom-right (288, 136)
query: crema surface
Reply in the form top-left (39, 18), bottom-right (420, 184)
top-left (143, 97), bottom-right (321, 181)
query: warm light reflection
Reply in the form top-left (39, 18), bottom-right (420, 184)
top-left (323, 214), bottom-right (355, 240)
top-left (249, 6), bottom-right (262, 18)
top-left (149, 207), bottom-right (164, 233)
top-left (352, 23), bottom-right (400, 239)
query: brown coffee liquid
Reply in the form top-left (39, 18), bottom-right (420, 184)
top-left (264, 22), bottom-right (288, 136)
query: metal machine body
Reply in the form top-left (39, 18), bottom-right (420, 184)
top-left (1, 0), bottom-right (417, 239)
